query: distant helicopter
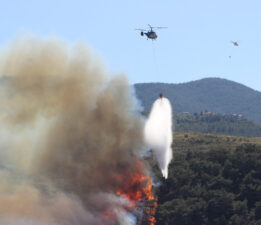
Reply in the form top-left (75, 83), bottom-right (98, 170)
top-left (135, 24), bottom-right (167, 40)
top-left (231, 41), bottom-right (239, 46)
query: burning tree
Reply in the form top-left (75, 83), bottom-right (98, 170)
top-left (115, 156), bottom-right (157, 225)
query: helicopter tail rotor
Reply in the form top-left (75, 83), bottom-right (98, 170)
top-left (140, 32), bottom-right (144, 36)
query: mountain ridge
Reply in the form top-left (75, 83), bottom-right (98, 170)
top-left (134, 77), bottom-right (261, 124)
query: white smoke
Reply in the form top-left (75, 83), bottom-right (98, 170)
top-left (144, 96), bottom-right (173, 179)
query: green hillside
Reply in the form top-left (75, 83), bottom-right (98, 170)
top-left (134, 78), bottom-right (261, 124)
top-left (174, 113), bottom-right (261, 137)
top-left (151, 133), bottom-right (261, 225)
top-left (171, 132), bottom-right (261, 153)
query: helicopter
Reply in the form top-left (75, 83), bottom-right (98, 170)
top-left (135, 24), bottom-right (167, 40)
top-left (231, 41), bottom-right (239, 46)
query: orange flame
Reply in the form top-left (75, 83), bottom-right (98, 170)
top-left (115, 156), bottom-right (157, 225)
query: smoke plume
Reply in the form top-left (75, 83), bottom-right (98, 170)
top-left (0, 37), bottom-right (146, 225)
top-left (144, 97), bottom-right (173, 179)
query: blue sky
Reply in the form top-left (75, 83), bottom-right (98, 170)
top-left (1, 0), bottom-right (261, 90)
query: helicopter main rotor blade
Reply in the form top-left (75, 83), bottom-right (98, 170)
top-left (135, 28), bottom-right (147, 31)
top-left (147, 24), bottom-right (168, 29)
top-left (154, 27), bottom-right (168, 29)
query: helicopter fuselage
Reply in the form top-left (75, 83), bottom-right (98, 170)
top-left (231, 41), bottom-right (239, 46)
top-left (145, 31), bottom-right (157, 40)
top-left (141, 31), bottom-right (157, 40)
top-left (137, 25), bottom-right (167, 40)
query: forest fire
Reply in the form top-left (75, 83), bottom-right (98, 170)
top-left (0, 38), bottom-right (162, 225)
top-left (115, 156), bottom-right (157, 225)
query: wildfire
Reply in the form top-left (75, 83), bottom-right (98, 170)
top-left (115, 156), bottom-right (157, 225)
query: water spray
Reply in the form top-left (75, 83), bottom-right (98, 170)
top-left (144, 93), bottom-right (173, 179)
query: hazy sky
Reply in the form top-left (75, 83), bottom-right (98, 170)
top-left (1, 0), bottom-right (261, 90)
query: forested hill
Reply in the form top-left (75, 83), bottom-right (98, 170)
top-left (134, 78), bottom-right (261, 124)
top-left (152, 133), bottom-right (261, 224)
top-left (175, 113), bottom-right (261, 137)
top-left (155, 141), bottom-right (261, 225)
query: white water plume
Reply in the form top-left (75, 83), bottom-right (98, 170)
top-left (144, 96), bottom-right (173, 179)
